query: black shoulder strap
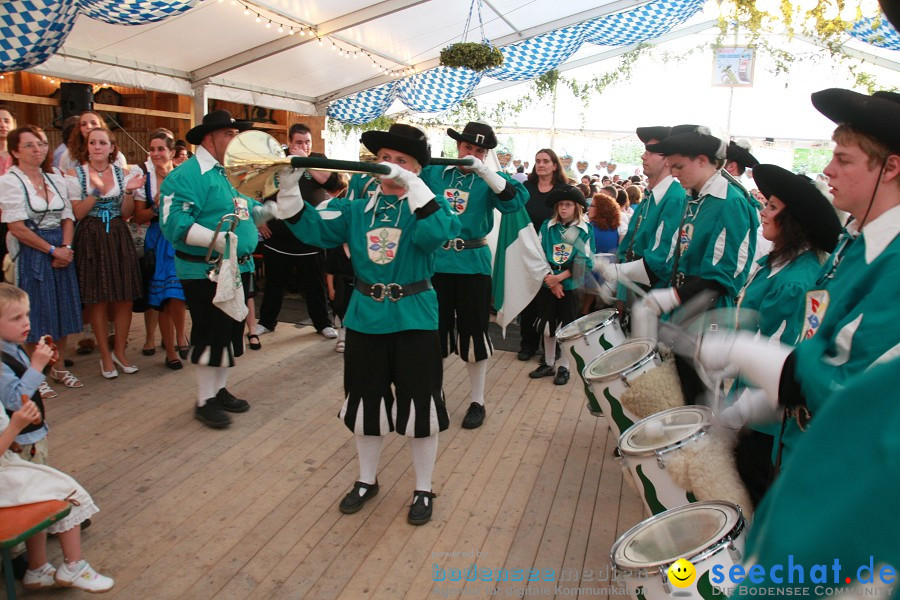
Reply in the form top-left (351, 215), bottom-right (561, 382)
top-left (1, 350), bottom-right (46, 434)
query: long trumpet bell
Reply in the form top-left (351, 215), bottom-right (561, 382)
top-left (225, 130), bottom-right (392, 199)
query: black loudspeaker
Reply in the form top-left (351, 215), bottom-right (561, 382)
top-left (59, 83), bottom-right (93, 120)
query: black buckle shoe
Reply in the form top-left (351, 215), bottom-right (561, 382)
top-left (461, 402), bottom-right (485, 429)
top-left (195, 399), bottom-right (232, 429)
top-left (528, 364), bottom-right (556, 379)
top-left (516, 349), bottom-right (535, 361)
top-left (408, 490), bottom-right (436, 525)
top-left (216, 388), bottom-right (250, 413)
top-left (553, 366), bottom-right (570, 385)
top-left (339, 481), bottom-right (379, 514)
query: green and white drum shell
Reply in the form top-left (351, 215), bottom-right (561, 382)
top-left (557, 308), bottom-right (626, 416)
top-left (618, 406), bottom-right (712, 516)
top-left (610, 501), bottom-right (746, 599)
top-left (583, 338), bottom-right (659, 439)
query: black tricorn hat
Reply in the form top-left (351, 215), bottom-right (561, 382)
top-left (811, 88), bottom-right (900, 154)
top-left (361, 123), bottom-right (431, 166)
top-left (646, 124), bottom-right (727, 161)
top-left (447, 120), bottom-right (498, 149)
top-left (752, 164), bottom-right (842, 253)
top-left (726, 140), bottom-right (759, 169)
top-left (544, 185), bottom-right (588, 209)
top-left (186, 109), bottom-right (253, 145)
top-left (636, 126), bottom-right (671, 145)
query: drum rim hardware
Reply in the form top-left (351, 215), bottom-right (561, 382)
top-left (557, 308), bottom-right (619, 343)
top-left (610, 500), bottom-right (745, 573)
top-left (619, 406), bottom-right (713, 459)
top-left (585, 338), bottom-right (659, 385)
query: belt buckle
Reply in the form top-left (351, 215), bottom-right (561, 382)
top-left (674, 272), bottom-right (685, 287)
top-left (369, 283), bottom-right (387, 302)
top-left (443, 238), bottom-right (465, 251)
top-left (386, 283), bottom-right (403, 302)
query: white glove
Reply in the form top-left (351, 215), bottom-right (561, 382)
top-left (275, 166), bottom-right (305, 190)
top-left (642, 287), bottom-right (681, 316)
top-left (467, 156), bottom-right (507, 194)
top-left (381, 163), bottom-right (435, 212)
top-left (185, 224), bottom-right (226, 253)
top-left (697, 330), bottom-right (793, 405)
top-left (251, 201), bottom-right (278, 225)
top-left (718, 388), bottom-right (784, 431)
top-left (275, 166), bottom-right (306, 217)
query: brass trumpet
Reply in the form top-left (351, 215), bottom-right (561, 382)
top-left (224, 130), bottom-right (396, 199)
top-left (224, 130), bottom-right (477, 199)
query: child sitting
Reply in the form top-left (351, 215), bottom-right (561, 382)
top-left (528, 186), bottom-right (594, 385)
top-left (0, 283), bottom-right (113, 592)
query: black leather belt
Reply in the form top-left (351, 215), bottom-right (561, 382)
top-left (442, 237), bottom-right (488, 251)
top-left (176, 250), bottom-right (253, 265)
top-left (355, 278), bottom-right (432, 302)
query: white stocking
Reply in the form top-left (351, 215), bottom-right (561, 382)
top-left (411, 434), bottom-right (438, 493)
top-left (214, 366), bottom-right (229, 392)
top-left (466, 360), bottom-right (487, 406)
top-left (195, 366), bottom-right (219, 406)
top-left (356, 435), bottom-right (385, 485)
top-left (543, 334), bottom-right (557, 367)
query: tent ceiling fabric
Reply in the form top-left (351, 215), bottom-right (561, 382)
top-left (1, 0), bottom-right (898, 120)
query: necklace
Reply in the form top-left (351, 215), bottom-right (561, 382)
top-left (90, 163), bottom-right (109, 176)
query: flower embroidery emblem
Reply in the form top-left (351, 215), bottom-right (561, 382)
top-left (802, 290), bottom-right (829, 340)
top-left (679, 223), bottom-right (694, 254)
top-left (366, 227), bottom-right (402, 264)
top-left (232, 196), bottom-right (251, 220)
top-left (444, 188), bottom-right (469, 214)
top-left (553, 243), bottom-right (573, 265)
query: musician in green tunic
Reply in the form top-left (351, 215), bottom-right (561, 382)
top-left (160, 110), bottom-right (278, 429)
top-left (279, 124), bottom-right (461, 526)
top-left (610, 126), bottom-right (686, 311)
top-left (695, 89), bottom-right (900, 470)
top-left (719, 164), bottom-right (842, 505)
top-left (419, 121), bottom-right (528, 429)
top-left (599, 125), bottom-right (758, 341)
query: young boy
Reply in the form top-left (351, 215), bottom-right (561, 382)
top-left (0, 283), bottom-right (54, 465)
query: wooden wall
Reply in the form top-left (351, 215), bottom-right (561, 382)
top-left (0, 72), bottom-right (320, 165)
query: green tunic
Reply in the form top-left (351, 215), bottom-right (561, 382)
top-left (617, 175), bottom-right (686, 286)
top-left (420, 165), bottom-right (527, 276)
top-left (738, 250), bottom-right (823, 345)
top-left (727, 358), bottom-right (900, 600)
top-left (159, 146), bottom-right (261, 280)
top-left (539, 219), bottom-right (593, 291)
top-left (778, 206), bottom-right (900, 458)
top-left (285, 174), bottom-right (460, 334)
top-left (674, 171), bottom-right (758, 304)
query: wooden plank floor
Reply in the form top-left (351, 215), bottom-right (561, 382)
top-left (17, 320), bottom-right (645, 599)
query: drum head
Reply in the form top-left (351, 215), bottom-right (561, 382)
top-left (557, 308), bottom-right (617, 342)
top-left (612, 502), bottom-right (741, 569)
top-left (585, 339), bottom-right (653, 381)
top-left (620, 406), bottom-right (711, 454)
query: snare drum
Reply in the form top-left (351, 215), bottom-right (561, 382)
top-left (557, 309), bottom-right (626, 416)
top-left (619, 406), bottom-right (712, 515)
top-left (611, 501), bottom-right (746, 599)
top-left (583, 339), bottom-right (659, 439)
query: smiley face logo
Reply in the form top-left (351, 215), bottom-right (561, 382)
top-left (667, 558), bottom-right (696, 588)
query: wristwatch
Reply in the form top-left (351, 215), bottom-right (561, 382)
top-left (48, 245), bottom-right (56, 256)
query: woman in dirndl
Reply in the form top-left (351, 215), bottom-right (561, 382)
top-left (67, 127), bottom-right (144, 379)
top-left (132, 128), bottom-right (188, 370)
top-left (528, 185), bottom-right (594, 386)
top-left (0, 125), bottom-right (83, 390)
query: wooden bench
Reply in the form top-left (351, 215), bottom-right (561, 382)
top-left (0, 500), bottom-right (71, 600)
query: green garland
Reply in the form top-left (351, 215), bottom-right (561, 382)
top-left (440, 42), bottom-right (503, 71)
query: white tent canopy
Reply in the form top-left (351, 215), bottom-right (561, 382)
top-left (13, 0), bottom-right (900, 127)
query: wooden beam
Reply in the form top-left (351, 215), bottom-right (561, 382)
top-left (0, 92), bottom-right (192, 120)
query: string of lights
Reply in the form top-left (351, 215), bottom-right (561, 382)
top-left (212, 0), bottom-right (419, 78)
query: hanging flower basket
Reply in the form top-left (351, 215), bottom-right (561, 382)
top-left (440, 42), bottom-right (503, 71)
